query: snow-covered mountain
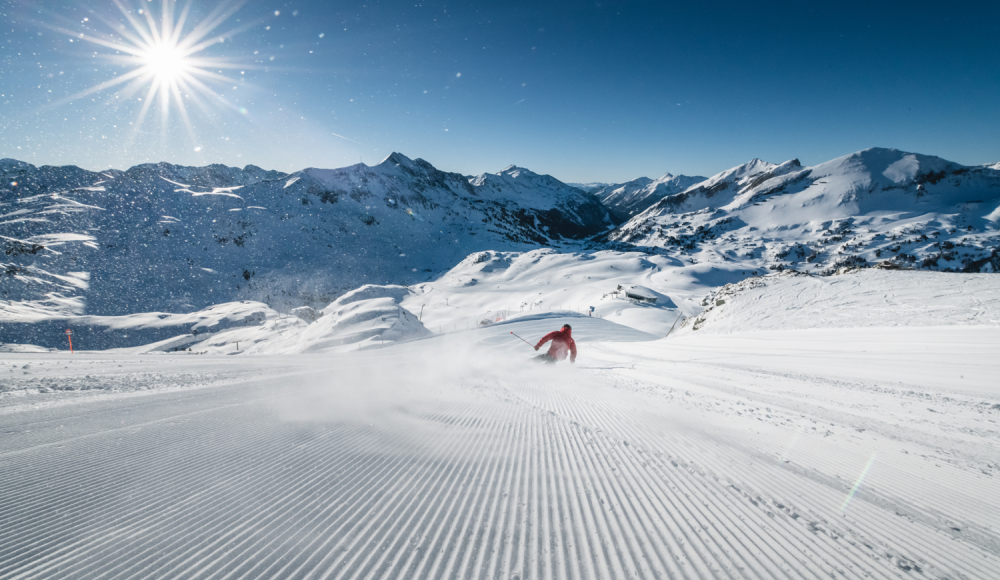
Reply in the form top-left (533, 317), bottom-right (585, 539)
top-left (593, 173), bottom-right (707, 221)
top-left (4, 146), bottom-right (999, 351)
top-left (1, 153), bottom-right (614, 319)
top-left (466, 164), bottom-right (613, 238)
top-left (609, 148), bottom-right (1000, 274)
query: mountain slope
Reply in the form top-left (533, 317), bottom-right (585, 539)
top-left (609, 148), bottom-right (1000, 274)
top-left (593, 172), bottom-right (707, 220)
top-left (1, 153), bottom-right (614, 317)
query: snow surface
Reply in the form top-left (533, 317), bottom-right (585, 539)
top-left (682, 268), bottom-right (1000, 334)
top-left (2, 270), bottom-right (999, 579)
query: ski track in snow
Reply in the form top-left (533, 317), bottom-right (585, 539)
top-left (1, 328), bottom-right (999, 580)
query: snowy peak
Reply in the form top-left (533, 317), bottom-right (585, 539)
top-left (595, 173), bottom-right (707, 220)
top-left (377, 151), bottom-right (420, 172)
top-left (739, 147), bottom-right (996, 215)
top-left (472, 164), bottom-right (551, 189)
top-left (692, 157), bottom-right (795, 193)
top-left (468, 163), bottom-right (604, 214)
top-left (804, 148), bottom-right (921, 180)
top-left (379, 151), bottom-right (415, 166)
top-left (608, 147), bottom-right (1000, 276)
top-left (807, 147), bottom-right (961, 186)
top-left (629, 157), bottom-right (796, 218)
top-left (711, 158), bottom-right (776, 182)
top-left (499, 164), bottom-right (533, 178)
top-left (0, 158), bottom-right (36, 173)
top-left (120, 161), bottom-right (287, 189)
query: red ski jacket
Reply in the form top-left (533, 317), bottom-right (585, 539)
top-left (535, 327), bottom-right (577, 362)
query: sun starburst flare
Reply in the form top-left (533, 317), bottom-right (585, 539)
top-left (53, 0), bottom-right (260, 137)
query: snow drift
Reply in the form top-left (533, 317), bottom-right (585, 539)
top-left (679, 268), bottom-right (1000, 334)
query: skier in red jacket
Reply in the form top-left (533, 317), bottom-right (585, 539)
top-left (534, 324), bottom-right (577, 364)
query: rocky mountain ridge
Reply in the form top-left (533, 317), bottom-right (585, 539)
top-left (1, 152), bottom-right (613, 317)
top-left (592, 172), bottom-right (707, 221)
top-left (609, 147), bottom-right (1000, 274)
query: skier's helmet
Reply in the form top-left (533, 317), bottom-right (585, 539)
top-left (562, 324), bottom-right (572, 331)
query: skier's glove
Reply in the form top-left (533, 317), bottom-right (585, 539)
top-left (534, 345), bottom-right (539, 351)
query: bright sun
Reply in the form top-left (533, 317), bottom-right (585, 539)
top-left (56, 0), bottom-right (250, 135)
top-left (142, 44), bottom-right (188, 82)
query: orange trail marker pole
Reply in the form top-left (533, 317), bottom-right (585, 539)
top-left (66, 329), bottom-right (73, 353)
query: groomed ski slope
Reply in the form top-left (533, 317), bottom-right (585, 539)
top-left (2, 309), bottom-right (998, 580)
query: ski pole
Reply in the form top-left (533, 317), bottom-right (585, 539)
top-left (510, 331), bottom-right (535, 349)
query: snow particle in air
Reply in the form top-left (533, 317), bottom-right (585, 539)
top-left (194, 146), bottom-right (202, 152)
top-left (274, 11), bottom-right (280, 16)
top-left (456, 72), bottom-right (461, 78)
top-left (319, 33), bottom-right (324, 38)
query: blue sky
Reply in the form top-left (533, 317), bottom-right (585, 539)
top-left (1, 0), bottom-right (998, 183)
